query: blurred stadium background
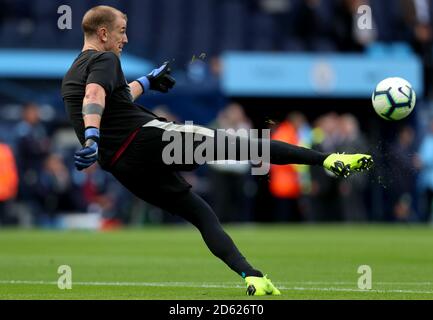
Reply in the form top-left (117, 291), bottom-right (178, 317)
top-left (0, 0), bottom-right (432, 230)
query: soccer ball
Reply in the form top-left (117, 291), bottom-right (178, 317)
top-left (371, 77), bottom-right (416, 121)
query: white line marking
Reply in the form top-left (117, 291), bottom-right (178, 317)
top-left (1, 280), bottom-right (433, 294)
top-left (289, 287), bottom-right (433, 294)
top-left (278, 281), bottom-right (433, 286)
top-left (0, 280), bottom-right (241, 288)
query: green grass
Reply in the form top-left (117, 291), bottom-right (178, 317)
top-left (0, 224), bottom-right (433, 299)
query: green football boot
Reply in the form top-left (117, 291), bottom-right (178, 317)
top-left (245, 275), bottom-right (281, 296)
top-left (323, 153), bottom-right (373, 178)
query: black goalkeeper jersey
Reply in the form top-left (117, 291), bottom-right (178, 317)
top-left (61, 49), bottom-right (157, 169)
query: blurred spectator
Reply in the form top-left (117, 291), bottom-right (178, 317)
top-left (400, 0), bottom-right (433, 98)
top-left (37, 154), bottom-right (81, 225)
top-left (290, 112), bottom-right (313, 149)
top-left (288, 112), bottom-right (314, 218)
top-left (336, 114), bottom-right (370, 221)
top-left (207, 102), bottom-right (255, 222)
top-left (73, 164), bottom-right (126, 229)
top-left (310, 113), bottom-right (342, 221)
top-left (13, 102), bottom-right (50, 220)
top-left (14, 102), bottom-right (50, 169)
top-left (385, 125), bottom-right (418, 222)
top-left (269, 114), bottom-right (302, 221)
top-left (0, 141), bottom-right (19, 225)
top-left (417, 118), bottom-right (433, 222)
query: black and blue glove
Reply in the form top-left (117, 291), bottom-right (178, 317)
top-left (74, 127), bottom-right (99, 171)
top-left (136, 61), bottom-right (176, 93)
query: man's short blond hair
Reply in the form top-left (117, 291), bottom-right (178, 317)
top-left (82, 5), bottom-right (127, 37)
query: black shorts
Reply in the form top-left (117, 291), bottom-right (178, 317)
top-left (108, 119), bottom-right (218, 200)
top-left (107, 118), bottom-right (257, 202)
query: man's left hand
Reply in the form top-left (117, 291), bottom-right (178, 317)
top-left (137, 62), bottom-right (176, 93)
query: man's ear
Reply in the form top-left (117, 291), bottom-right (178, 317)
top-left (97, 26), bottom-right (108, 43)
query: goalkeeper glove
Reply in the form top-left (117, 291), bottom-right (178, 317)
top-left (136, 61), bottom-right (176, 93)
top-left (74, 127), bottom-right (99, 171)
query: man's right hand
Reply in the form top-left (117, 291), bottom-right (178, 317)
top-left (74, 127), bottom-right (99, 171)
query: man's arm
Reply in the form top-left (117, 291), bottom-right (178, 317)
top-left (83, 83), bottom-right (106, 128)
top-left (128, 62), bottom-right (176, 101)
top-left (74, 83), bottom-right (106, 170)
top-left (128, 80), bottom-right (144, 101)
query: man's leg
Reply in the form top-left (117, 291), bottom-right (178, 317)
top-left (150, 190), bottom-right (281, 296)
top-left (111, 169), bottom-right (255, 275)
top-left (210, 132), bottom-right (373, 177)
top-left (113, 122), bottom-right (372, 296)
top-left (110, 161), bottom-right (280, 295)
top-left (150, 190), bottom-right (262, 278)
top-left (138, 120), bottom-right (373, 177)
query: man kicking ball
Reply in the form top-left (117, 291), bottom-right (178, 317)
top-left (61, 5), bottom-right (373, 296)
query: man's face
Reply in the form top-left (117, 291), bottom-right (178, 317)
top-left (104, 15), bottom-right (128, 57)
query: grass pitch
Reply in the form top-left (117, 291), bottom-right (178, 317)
top-left (0, 224), bottom-right (433, 300)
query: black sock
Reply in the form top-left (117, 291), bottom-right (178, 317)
top-left (212, 133), bottom-right (329, 165)
top-left (228, 255), bottom-right (263, 278)
top-left (269, 140), bottom-right (329, 165)
top-left (241, 269), bottom-right (263, 278)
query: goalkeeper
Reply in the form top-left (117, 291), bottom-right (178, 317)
top-left (61, 5), bottom-right (373, 296)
